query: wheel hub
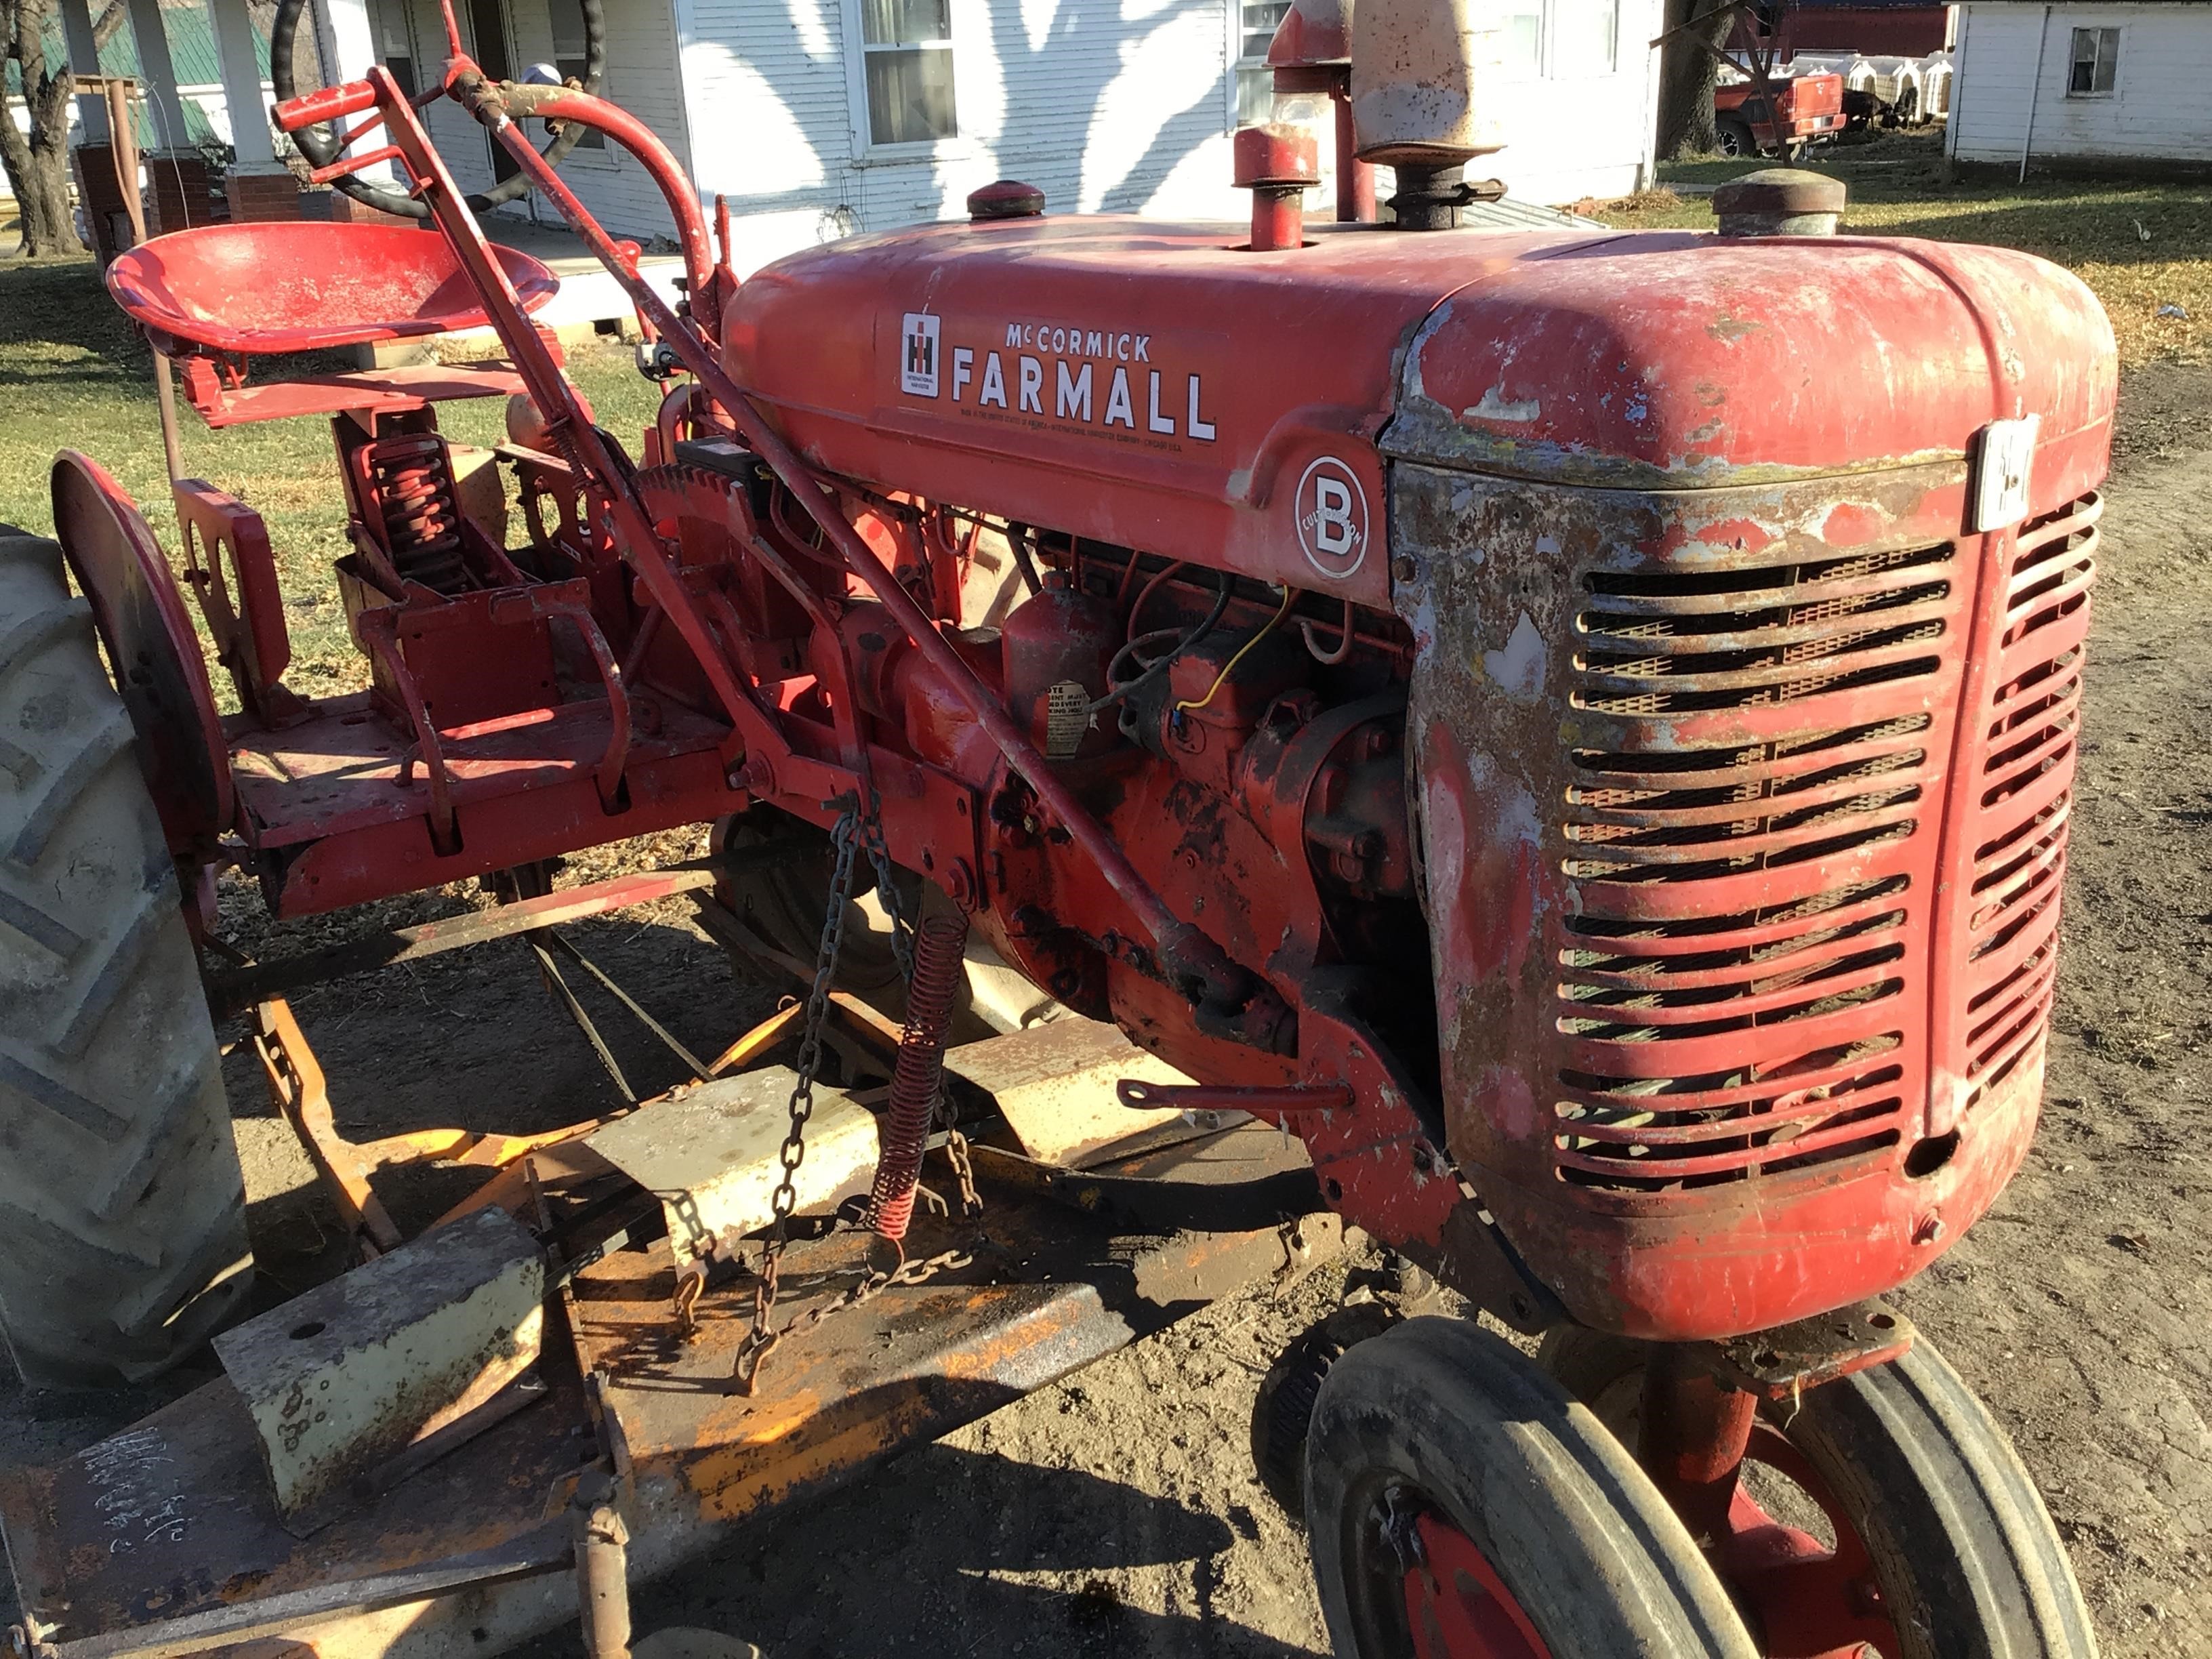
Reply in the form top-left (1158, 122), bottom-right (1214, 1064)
top-left (1395, 1508), bottom-right (1552, 1659)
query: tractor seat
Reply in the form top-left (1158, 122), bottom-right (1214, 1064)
top-left (106, 222), bottom-right (560, 356)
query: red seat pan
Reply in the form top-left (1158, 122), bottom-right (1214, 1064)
top-left (106, 222), bottom-right (560, 355)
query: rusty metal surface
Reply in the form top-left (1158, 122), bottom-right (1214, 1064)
top-left (210, 1209), bottom-right (547, 1531)
top-left (583, 1068), bottom-right (880, 1275)
top-left (1697, 1298), bottom-right (1916, 1401)
top-left (203, 864), bottom-right (721, 1013)
top-left (0, 1172), bottom-right (1333, 1659)
top-left (0, 1351), bottom-right (585, 1658)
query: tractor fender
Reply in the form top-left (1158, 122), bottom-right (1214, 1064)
top-left (49, 451), bottom-right (232, 860)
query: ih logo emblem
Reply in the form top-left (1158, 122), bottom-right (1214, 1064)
top-left (901, 312), bottom-right (941, 397)
top-left (1296, 455), bottom-right (1370, 580)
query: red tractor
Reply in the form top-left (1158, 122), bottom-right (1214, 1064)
top-left (1, 0), bottom-right (2110, 1648)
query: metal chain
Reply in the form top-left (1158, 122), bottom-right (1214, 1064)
top-left (859, 805), bottom-right (916, 986)
top-left (733, 803), bottom-right (861, 1393)
top-left (731, 792), bottom-right (987, 1393)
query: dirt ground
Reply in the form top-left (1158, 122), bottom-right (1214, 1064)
top-left (6, 360), bottom-right (2211, 1657)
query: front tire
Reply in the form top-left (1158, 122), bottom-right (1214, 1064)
top-left (1305, 1318), bottom-right (1759, 1657)
top-left (1716, 117), bottom-right (1757, 159)
top-left (1538, 1328), bottom-right (2099, 1658)
top-left (0, 528), bottom-right (251, 1386)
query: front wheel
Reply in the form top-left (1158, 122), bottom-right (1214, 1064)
top-left (1716, 117), bottom-right (1757, 159)
top-left (1305, 1318), bottom-right (1759, 1658)
top-left (1538, 1328), bottom-right (2099, 1658)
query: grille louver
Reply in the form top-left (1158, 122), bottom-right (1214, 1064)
top-left (1957, 495), bottom-right (2098, 1112)
top-left (1553, 542), bottom-right (1958, 1191)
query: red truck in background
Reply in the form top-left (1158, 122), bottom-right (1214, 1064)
top-left (1715, 68), bottom-right (1845, 157)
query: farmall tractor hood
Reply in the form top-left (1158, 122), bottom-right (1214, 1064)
top-left (722, 217), bottom-right (2116, 605)
top-left (726, 212), bottom-right (2119, 1338)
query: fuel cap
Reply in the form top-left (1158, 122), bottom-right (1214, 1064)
top-left (968, 180), bottom-right (1046, 221)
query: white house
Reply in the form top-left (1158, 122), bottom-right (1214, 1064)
top-left (346, 0), bottom-right (1660, 263)
top-left (1946, 0), bottom-right (2212, 169)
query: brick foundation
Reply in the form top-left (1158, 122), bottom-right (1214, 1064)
top-left (146, 155), bottom-right (216, 236)
top-left (226, 169), bottom-right (305, 223)
top-left (314, 188), bottom-right (421, 226)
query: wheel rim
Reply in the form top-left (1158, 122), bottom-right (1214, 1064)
top-left (1713, 1423), bottom-right (1898, 1659)
top-left (1385, 1498), bottom-right (1553, 1659)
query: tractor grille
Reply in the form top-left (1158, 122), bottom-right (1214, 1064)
top-left (1551, 540), bottom-right (1958, 1191)
top-left (1954, 494), bottom-right (2098, 1113)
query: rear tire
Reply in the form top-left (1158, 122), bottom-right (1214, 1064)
top-left (1305, 1317), bottom-right (1759, 1657)
top-left (0, 528), bottom-right (251, 1387)
top-left (1538, 1328), bottom-right (2099, 1658)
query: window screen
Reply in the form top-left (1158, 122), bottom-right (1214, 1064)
top-left (862, 0), bottom-right (957, 145)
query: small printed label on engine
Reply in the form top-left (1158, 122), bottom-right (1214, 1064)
top-left (1044, 680), bottom-right (1092, 758)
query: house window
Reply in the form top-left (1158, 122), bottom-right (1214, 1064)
top-left (1496, 4), bottom-right (1544, 76)
top-left (2067, 26), bottom-right (2118, 95)
top-left (371, 0), bottom-right (417, 99)
top-left (547, 0), bottom-right (605, 148)
top-left (1236, 0), bottom-right (1292, 123)
top-left (1553, 0), bottom-right (1618, 75)
top-left (860, 0), bottom-right (957, 146)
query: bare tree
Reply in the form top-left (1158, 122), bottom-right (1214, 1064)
top-left (1655, 0), bottom-right (1736, 160)
top-left (2, 0), bottom-right (85, 254)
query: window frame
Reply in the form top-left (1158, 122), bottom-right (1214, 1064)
top-left (2064, 24), bottom-right (2120, 98)
top-left (842, 0), bottom-right (966, 162)
top-left (369, 0), bottom-right (422, 102)
top-left (1231, 0), bottom-right (1292, 127)
top-left (544, 0), bottom-right (615, 162)
top-left (1547, 0), bottom-right (1621, 80)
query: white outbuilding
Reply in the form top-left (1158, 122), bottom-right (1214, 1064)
top-left (1946, 0), bottom-right (2212, 170)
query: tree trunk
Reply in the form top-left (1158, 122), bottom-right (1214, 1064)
top-left (1657, 0), bottom-right (1735, 161)
top-left (3, 0), bottom-right (89, 255)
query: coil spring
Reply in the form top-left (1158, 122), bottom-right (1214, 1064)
top-left (865, 914), bottom-right (970, 1244)
top-left (368, 434), bottom-right (469, 594)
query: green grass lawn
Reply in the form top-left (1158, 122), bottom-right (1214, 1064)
top-left (0, 253), bottom-right (663, 692)
top-left (1595, 130), bottom-right (2211, 365)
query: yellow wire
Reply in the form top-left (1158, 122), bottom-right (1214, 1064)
top-left (1174, 583), bottom-right (1295, 714)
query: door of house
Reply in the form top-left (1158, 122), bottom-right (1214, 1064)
top-left (466, 0), bottom-right (520, 182)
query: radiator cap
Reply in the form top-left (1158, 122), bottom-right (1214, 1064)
top-left (1712, 167), bottom-right (1845, 237)
top-left (968, 180), bottom-right (1046, 220)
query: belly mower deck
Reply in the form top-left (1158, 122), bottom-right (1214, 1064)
top-left (1, 1015), bottom-right (1334, 1659)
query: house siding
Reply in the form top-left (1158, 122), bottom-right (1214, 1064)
top-left (672, 0), bottom-right (1242, 272)
top-left (1950, 1), bottom-right (2212, 163)
top-left (358, 0), bottom-right (1658, 253)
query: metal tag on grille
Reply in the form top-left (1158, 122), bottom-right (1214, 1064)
top-left (1972, 415), bottom-right (2039, 531)
top-left (1044, 680), bottom-right (1091, 758)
